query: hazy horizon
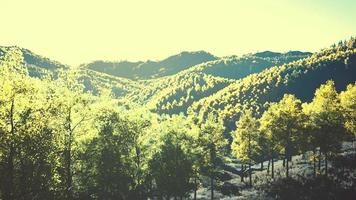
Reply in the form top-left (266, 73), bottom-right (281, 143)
top-left (1, 0), bottom-right (355, 66)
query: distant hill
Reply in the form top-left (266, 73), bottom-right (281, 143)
top-left (0, 46), bottom-right (67, 77)
top-left (83, 51), bottom-right (218, 80)
top-left (187, 51), bottom-right (312, 80)
top-left (0, 46), bottom-right (142, 98)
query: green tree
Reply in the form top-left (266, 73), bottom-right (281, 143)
top-left (197, 114), bottom-right (227, 200)
top-left (0, 49), bottom-right (59, 199)
top-left (260, 94), bottom-right (306, 178)
top-left (303, 81), bottom-right (346, 176)
top-left (231, 110), bottom-right (260, 186)
top-left (46, 70), bottom-right (95, 199)
top-left (149, 130), bottom-right (194, 199)
top-left (339, 83), bottom-right (356, 149)
top-left (78, 110), bottom-right (136, 200)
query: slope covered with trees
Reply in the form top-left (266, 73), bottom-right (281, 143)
top-left (0, 46), bottom-right (143, 98)
top-left (189, 51), bottom-right (311, 80)
top-left (125, 72), bottom-right (232, 114)
top-left (189, 38), bottom-right (356, 132)
top-left (125, 51), bottom-right (310, 115)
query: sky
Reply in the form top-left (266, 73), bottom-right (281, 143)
top-left (0, 0), bottom-right (355, 66)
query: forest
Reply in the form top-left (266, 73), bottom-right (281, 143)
top-left (0, 37), bottom-right (356, 200)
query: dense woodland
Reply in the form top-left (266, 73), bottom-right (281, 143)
top-left (0, 37), bottom-right (356, 200)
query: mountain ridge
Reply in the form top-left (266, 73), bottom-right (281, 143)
top-left (82, 50), bottom-right (218, 80)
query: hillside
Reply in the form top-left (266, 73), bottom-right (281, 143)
top-left (188, 38), bottom-right (356, 132)
top-left (191, 51), bottom-right (311, 79)
top-left (125, 71), bottom-right (232, 114)
top-left (129, 51), bottom-right (311, 115)
top-left (0, 46), bottom-right (143, 98)
top-left (83, 51), bottom-right (218, 80)
top-left (0, 46), bottom-right (67, 77)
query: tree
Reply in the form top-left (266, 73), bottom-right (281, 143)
top-left (231, 110), bottom-right (260, 186)
top-left (46, 69), bottom-right (95, 199)
top-left (339, 83), bottom-right (356, 149)
top-left (0, 49), bottom-right (59, 199)
top-left (197, 114), bottom-right (227, 200)
top-left (77, 110), bottom-right (137, 200)
top-left (260, 94), bottom-right (306, 178)
top-left (149, 130), bottom-right (194, 199)
top-left (303, 81), bottom-right (346, 176)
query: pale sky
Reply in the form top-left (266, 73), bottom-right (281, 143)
top-left (1, 0), bottom-right (355, 66)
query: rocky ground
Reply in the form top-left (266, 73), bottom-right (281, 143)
top-left (193, 142), bottom-right (356, 200)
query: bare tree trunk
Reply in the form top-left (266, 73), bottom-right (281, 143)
top-left (286, 155), bottom-right (289, 178)
top-left (65, 110), bottom-right (73, 200)
top-left (271, 157), bottom-right (274, 179)
top-left (210, 175), bottom-right (214, 200)
top-left (260, 161), bottom-right (263, 170)
top-left (241, 164), bottom-right (244, 182)
top-left (65, 135), bottom-right (72, 200)
top-left (318, 150), bottom-right (321, 173)
top-left (248, 132), bottom-right (252, 187)
top-left (4, 98), bottom-right (16, 200)
top-left (194, 176), bottom-right (197, 200)
top-left (285, 147), bottom-right (289, 178)
top-left (210, 146), bottom-right (215, 200)
top-left (313, 149), bottom-right (316, 177)
top-left (267, 160), bottom-right (270, 174)
top-left (249, 162), bottom-right (252, 187)
top-left (325, 152), bottom-right (328, 176)
top-left (135, 145), bottom-right (142, 199)
top-left (5, 146), bottom-right (14, 200)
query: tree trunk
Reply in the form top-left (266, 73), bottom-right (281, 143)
top-left (4, 98), bottom-right (16, 200)
top-left (249, 162), bottom-right (252, 187)
top-left (313, 149), bottom-right (316, 177)
top-left (248, 131), bottom-right (252, 187)
top-left (325, 152), bottom-right (328, 176)
top-left (65, 143), bottom-right (72, 200)
top-left (210, 146), bottom-right (215, 200)
top-left (65, 111), bottom-right (73, 200)
top-left (267, 159), bottom-right (270, 174)
top-left (210, 175), bottom-right (214, 200)
top-left (5, 147), bottom-right (14, 200)
top-left (318, 150), bottom-right (321, 172)
top-left (285, 147), bottom-right (289, 178)
top-left (194, 176), bottom-right (197, 200)
top-left (260, 161), bottom-right (263, 170)
top-left (286, 155), bottom-right (289, 178)
top-left (283, 158), bottom-right (285, 167)
top-left (271, 157), bottom-right (274, 179)
top-left (241, 164), bottom-right (244, 182)
top-left (135, 145), bottom-right (142, 198)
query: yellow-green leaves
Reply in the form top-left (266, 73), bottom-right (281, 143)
top-left (232, 110), bottom-right (260, 163)
top-left (340, 83), bottom-right (356, 136)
